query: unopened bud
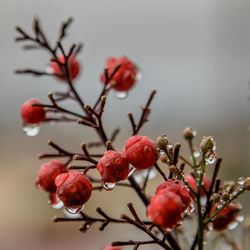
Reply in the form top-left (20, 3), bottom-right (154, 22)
top-left (200, 136), bottom-right (215, 154)
top-left (182, 127), bottom-right (196, 140)
top-left (156, 135), bottom-right (169, 150)
top-left (221, 192), bottom-right (231, 202)
top-left (243, 177), bottom-right (250, 190)
top-left (211, 193), bottom-right (220, 203)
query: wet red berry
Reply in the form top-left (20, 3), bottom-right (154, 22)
top-left (124, 135), bottom-right (158, 169)
top-left (36, 160), bottom-right (67, 193)
top-left (186, 174), bottom-right (210, 196)
top-left (51, 55), bottom-right (80, 81)
top-left (147, 191), bottom-right (184, 229)
top-left (100, 56), bottom-right (138, 92)
top-left (147, 179), bottom-right (194, 229)
top-left (103, 245), bottom-right (122, 250)
top-left (21, 99), bottom-right (45, 124)
top-left (156, 179), bottom-right (193, 208)
top-left (211, 203), bottom-right (241, 231)
top-left (97, 150), bottom-right (129, 184)
top-left (55, 172), bottom-right (92, 208)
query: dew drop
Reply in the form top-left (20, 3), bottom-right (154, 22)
top-left (185, 204), bottom-right (195, 215)
top-left (48, 193), bottom-right (64, 209)
top-left (237, 177), bottom-right (245, 186)
top-left (22, 124), bottom-right (40, 137)
top-left (227, 221), bottom-right (239, 230)
top-left (193, 150), bottom-right (200, 159)
top-left (66, 205), bottom-right (83, 214)
top-left (115, 91), bottom-right (128, 99)
top-left (128, 165), bottom-right (136, 177)
top-left (63, 208), bottom-right (82, 218)
top-left (205, 151), bottom-right (217, 165)
top-left (207, 222), bottom-right (214, 231)
top-left (45, 66), bottom-right (54, 74)
top-left (102, 182), bottom-right (116, 191)
top-left (135, 69), bottom-right (142, 81)
top-left (236, 215), bottom-right (245, 222)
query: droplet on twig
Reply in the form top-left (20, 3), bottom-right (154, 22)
top-left (22, 124), bottom-right (40, 137)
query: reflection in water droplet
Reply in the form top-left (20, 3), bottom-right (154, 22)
top-left (185, 204), bottom-right (195, 215)
top-left (22, 124), bottom-right (40, 137)
top-left (207, 223), bottom-right (214, 231)
top-left (205, 151), bottom-right (217, 165)
top-left (128, 165), bottom-right (136, 177)
top-left (48, 193), bottom-right (64, 209)
top-left (193, 150), bottom-right (200, 159)
top-left (66, 205), bottom-right (83, 214)
top-left (236, 215), bottom-right (245, 222)
top-left (227, 221), bottom-right (239, 230)
top-left (46, 66), bottom-right (54, 74)
top-left (103, 182), bottom-right (116, 191)
top-left (135, 70), bottom-right (142, 81)
top-left (133, 169), bottom-right (157, 184)
top-left (115, 91), bottom-right (128, 99)
top-left (64, 208), bottom-right (82, 218)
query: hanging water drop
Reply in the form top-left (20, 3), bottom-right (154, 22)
top-left (135, 69), bottom-right (142, 81)
top-left (103, 182), bottom-right (116, 191)
top-left (128, 164), bottom-right (136, 177)
top-left (22, 124), bottom-right (40, 137)
top-left (64, 208), bottom-right (82, 218)
top-left (237, 177), bottom-right (245, 186)
top-left (193, 150), bottom-right (200, 159)
top-left (66, 205), bottom-right (83, 214)
top-left (227, 221), bottom-right (239, 230)
top-left (48, 193), bottom-right (64, 209)
top-left (115, 91), bottom-right (128, 99)
top-left (236, 215), bottom-right (245, 222)
top-left (207, 223), bottom-right (214, 231)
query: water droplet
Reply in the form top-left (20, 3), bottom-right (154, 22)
top-left (193, 150), bottom-right (200, 159)
top-left (135, 69), bottom-right (142, 81)
top-left (205, 151), bottom-right (217, 165)
top-left (115, 91), bottom-right (128, 99)
top-left (185, 204), bottom-right (195, 215)
top-left (46, 66), bottom-right (54, 74)
top-left (48, 193), bottom-right (64, 209)
top-left (207, 223), bottom-right (214, 231)
top-left (128, 165), bottom-right (136, 177)
top-left (236, 215), bottom-right (245, 222)
top-left (227, 221), bottom-right (239, 230)
top-left (66, 205), bottom-right (83, 214)
top-left (102, 182), bottom-right (116, 191)
top-left (63, 208), bottom-right (82, 218)
top-left (22, 124), bottom-right (40, 137)
top-left (200, 197), bottom-right (207, 206)
top-left (237, 177), bottom-right (245, 185)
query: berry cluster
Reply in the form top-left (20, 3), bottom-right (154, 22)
top-left (16, 18), bottom-right (250, 250)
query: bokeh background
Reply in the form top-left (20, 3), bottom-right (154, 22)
top-left (1, 0), bottom-right (250, 249)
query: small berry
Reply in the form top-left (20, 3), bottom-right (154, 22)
top-left (55, 172), bottom-right (92, 208)
top-left (103, 245), bottom-right (122, 250)
top-left (182, 127), bottom-right (196, 140)
top-left (211, 203), bottom-right (241, 231)
top-left (100, 56), bottom-right (138, 92)
top-left (147, 191), bottom-right (184, 229)
top-left (51, 55), bottom-right (80, 81)
top-left (36, 160), bottom-right (67, 193)
top-left (124, 135), bottom-right (158, 169)
top-left (97, 150), bottom-right (129, 184)
top-left (186, 174), bottom-right (210, 196)
top-left (21, 99), bottom-right (45, 124)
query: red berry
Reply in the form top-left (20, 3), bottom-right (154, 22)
top-left (97, 150), bottom-right (129, 184)
top-left (124, 135), bottom-right (158, 169)
top-left (36, 160), bottom-right (67, 193)
top-left (21, 99), bottom-right (45, 124)
top-left (51, 55), bottom-right (80, 81)
top-left (103, 245), bottom-right (122, 250)
top-left (100, 56), bottom-right (138, 91)
top-left (186, 174), bottom-right (210, 196)
top-left (147, 191), bottom-right (184, 229)
top-left (156, 179), bottom-right (193, 209)
top-left (55, 172), bottom-right (92, 208)
top-left (211, 203), bottom-right (241, 231)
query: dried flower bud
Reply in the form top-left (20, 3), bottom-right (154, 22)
top-left (221, 192), bottom-right (231, 202)
top-left (156, 135), bottom-right (169, 150)
top-left (243, 177), bottom-right (250, 190)
top-left (169, 165), bottom-right (179, 175)
top-left (211, 193), bottom-right (220, 203)
top-left (182, 127), bottom-right (196, 140)
top-left (223, 181), bottom-right (236, 192)
top-left (200, 136), bottom-right (215, 154)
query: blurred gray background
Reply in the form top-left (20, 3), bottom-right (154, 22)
top-left (0, 0), bottom-right (250, 249)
